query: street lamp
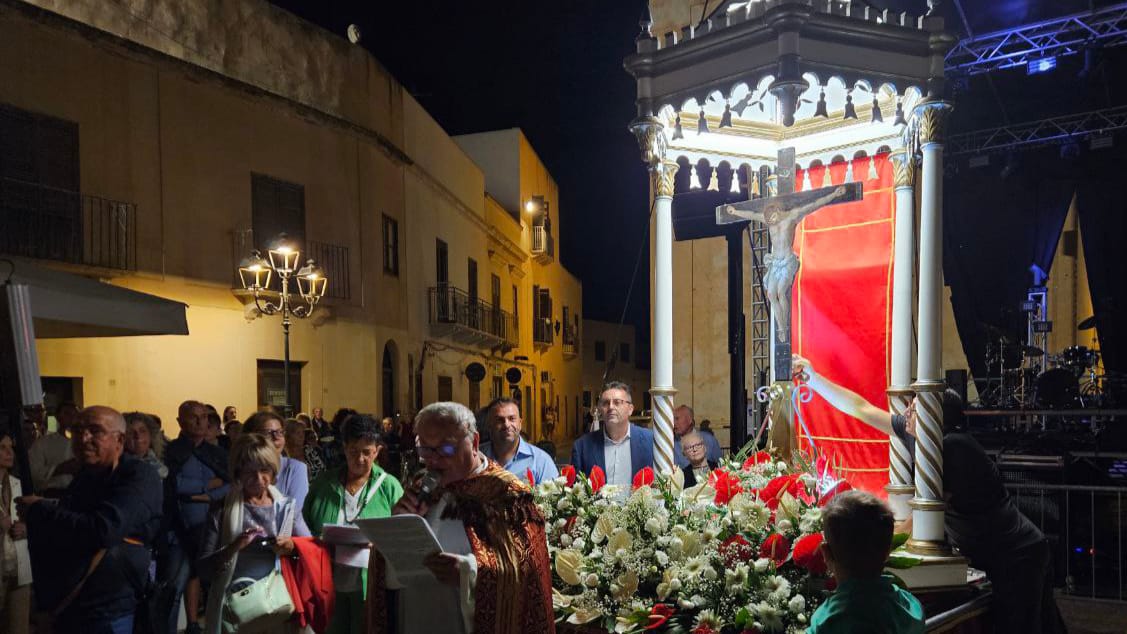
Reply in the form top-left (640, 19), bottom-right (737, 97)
top-left (237, 233), bottom-right (327, 415)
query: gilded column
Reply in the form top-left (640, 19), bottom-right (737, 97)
top-left (630, 116), bottom-right (677, 475)
top-left (908, 100), bottom-right (953, 556)
top-left (887, 144), bottom-right (916, 521)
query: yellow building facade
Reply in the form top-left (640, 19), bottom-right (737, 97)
top-left (1, 0), bottom-right (583, 446)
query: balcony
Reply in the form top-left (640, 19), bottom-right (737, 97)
top-left (562, 324), bottom-right (579, 359)
top-left (231, 230), bottom-right (351, 301)
top-left (428, 286), bottom-right (518, 349)
top-left (531, 224), bottom-right (554, 264)
top-left (0, 177), bottom-right (136, 270)
top-left (533, 317), bottom-right (553, 349)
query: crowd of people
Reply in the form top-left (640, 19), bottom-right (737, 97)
top-left (0, 374), bottom-right (1064, 633)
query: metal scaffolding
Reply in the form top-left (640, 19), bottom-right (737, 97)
top-left (947, 104), bottom-right (1127, 155)
top-left (946, 2), bottom-right (1127, 76)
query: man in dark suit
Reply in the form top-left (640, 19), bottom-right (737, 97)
top-left (570, 381), bottom-right (654, 486)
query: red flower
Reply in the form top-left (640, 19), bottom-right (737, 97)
top-left (709, 469), bottom-right (744, 505)
top-left (692, 627), bottom-right (718, 634)
top-left (792, 533), bottom-right (828, 575)
top-left (758, 474), bottom-right (799, 509)
top-left (718, 534), bottom-right (756, 566)
top-left (526, 468), bottom-right (535, 486)
top-left (563, 516), bottom-right (577, 533)
top-left (645, 604), bottom-right (675, 630)
top-left (589, 466), bottom-right (606, 493)
top-left (633, 467), bottom-right (655, 490)
top-left (759, 533), bottom-right (791, 565)
top-left (818, 480), bottom-right (853, 507)
top-left (561, 465), bottom-right (577, 487)
top-left (741, 451), bottom-right (773, 471)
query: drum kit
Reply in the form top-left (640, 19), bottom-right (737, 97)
top-left (978, 316), bottom-right (1122, 409)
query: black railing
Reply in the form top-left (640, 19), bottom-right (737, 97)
top-left (563, 324), bottom-right (578, 357)
top-left (0, 176), bottom-right (135, 270)
top-left (307, 240), bottom-right (351, 301)
top-left (533, 318), bottom-right (553, 346)
top-left (429, 286), bottom-right (518, 346)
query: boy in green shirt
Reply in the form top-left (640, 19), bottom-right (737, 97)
top-left (809, 491), bottom-right (925, 633)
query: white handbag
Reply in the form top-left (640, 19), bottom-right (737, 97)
top-left (222, 567), bottom-right (294, 633)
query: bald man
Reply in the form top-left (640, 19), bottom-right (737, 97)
top-left (18, 405), bottom-right (162, 632)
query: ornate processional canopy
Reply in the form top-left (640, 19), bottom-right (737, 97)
top-left (625, 0), bottom-right (955, 177)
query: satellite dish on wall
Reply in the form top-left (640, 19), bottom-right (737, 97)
top-left (505, 367), bottom-right (522, 385)
top-left (465, 362), bottom-right (486, 383)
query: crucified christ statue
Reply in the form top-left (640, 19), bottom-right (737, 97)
top-left (724, 185), bottom-right (850, 337)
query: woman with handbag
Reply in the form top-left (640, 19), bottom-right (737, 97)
top-left (0, 432), bottom-right (32, 634)
top-left (198, 433), bottom-right (298, 634)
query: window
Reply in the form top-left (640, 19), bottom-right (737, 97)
top-left (382, 215), bottom-right (399, 275)
top-left (436, 239), bottom-right (449, 286)
top-left (438, 375), bottom-right (453, 402)
top-left (492, 376), bottom-right (504, 400)
top-left (620, 342), bottom-right (631, 363)
top-left (582, 390), bottom-right (591, 408)
top-left (467, 258), bottom-right (478, 300)
top-left (595, 341), bottom-right (606, 362)
top-left (256, 359), bottom-right (304, 414)
top-left (251, 174), bottom-right (305, 254)
top-left (468, 380), bottom-right (480, 412)
top-left (512, 285), bottom-right (519, 330)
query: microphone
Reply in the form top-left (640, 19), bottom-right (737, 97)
top-left (414, 469), bottom-right (441, 504)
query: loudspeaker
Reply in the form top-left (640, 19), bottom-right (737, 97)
top-left (945, 369), bottom-right (968, 404)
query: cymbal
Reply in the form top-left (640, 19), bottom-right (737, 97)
top-left (1079, 315), bottom-right (1097, 330)
top-left (1023, 346), bottom-right (1045, 357)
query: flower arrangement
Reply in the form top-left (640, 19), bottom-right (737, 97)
top-left (534, 452), bottom-right (854, 633)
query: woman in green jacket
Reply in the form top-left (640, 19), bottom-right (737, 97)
top-left (304, 414), bottom-right (403, 634)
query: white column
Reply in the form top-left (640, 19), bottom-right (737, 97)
top-left (887, 146), bottom-right (916, 521)
top-left (908, 101), bottom-right (953, 556)
top-left (650, 161), bottom-right (677, 475)
top-left (629, 116), bottom-right (677, 476)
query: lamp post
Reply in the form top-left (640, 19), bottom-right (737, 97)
top-left (238, 233), bottom-right (327, 416)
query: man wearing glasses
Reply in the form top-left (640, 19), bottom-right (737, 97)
top-left (672, 405), bottom-right (723, 468)
top-left (18, 406), bottom-right (162, 633)
top-left (380, 402), bottom-right (554, 633)
top-left (569, 381), bottom-right (654, 487)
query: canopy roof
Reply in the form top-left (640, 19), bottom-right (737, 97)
top-left (5, 259), bottom-right (189, 338)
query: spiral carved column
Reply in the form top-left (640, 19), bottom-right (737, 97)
top-left (907, 101), bottom-right (954, 556)
top-left (886, 146), bottom-right (917, 520)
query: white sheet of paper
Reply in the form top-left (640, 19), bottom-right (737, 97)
top-left (321, 523), bottom-right (371, 546)
top-left (355, 515), bottom-right (445, 581)
top-left (335, 543), bottom-right (372, 568)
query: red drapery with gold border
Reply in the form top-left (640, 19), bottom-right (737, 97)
top-left (792, 152), bottom-right (894, 494)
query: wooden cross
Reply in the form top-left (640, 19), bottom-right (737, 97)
top-left (715, 148), bottom-right (863, 382)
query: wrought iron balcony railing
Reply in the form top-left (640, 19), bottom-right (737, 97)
top-left (0, 176), bottom-right (136, 270)
top-left (429, 285), bottom-right (518, 348)
top-left (562, 324), bottom-right (579, 359)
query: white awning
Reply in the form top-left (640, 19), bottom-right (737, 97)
top-left (5, 259), bottom-right (189, 338)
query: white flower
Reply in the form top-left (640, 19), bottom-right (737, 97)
top-left (655, 550), bottom-right (670, 566)
top-left (556, 498), bottom-right (571, 511)
top-left (667, 536), bottom-right (684, 557)
top-left (788, 594), bottom-right (806, 613)
top-left (690, 594), bottom-right (707, 607)
top-left (776, 518), bottom-right (794, 533)
top-left (645, 517), bottom-right (662, 535)
top-left (799, 507), bottom-right (823, 534)
top-left (554, 549), bottom-right (583, 586)
top-left (755, 601), bottom-right (785, 632)
top-left (560, 534), bottom-right (573, 547)
top-left (694, 609), bottom-right (721, 629)
top-left (566, 605), bottom-right (603, 625)
top-left (592, 512), bottom-right (615, 544)
top-left (608, 528), bottom-right (633, 556)
top-left (669, 577), bottom-right (682, 591)
top-left (703, 566), bottom-right (718, 581)
top-left (754, 558), bottom-right (771, 573)
top-left (725, 564), bottom-right (748, 588)
top-left (572, 537), bottom-right (586, 551)
top-left (776, 461), bottom-right (788, 471)
top-left (777, 492), bottom-right (801, 524)
top-left (584, 573), bottom-right (600, 587)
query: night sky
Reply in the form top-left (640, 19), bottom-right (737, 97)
top-left (266, 0), bottom-right (1122, 367)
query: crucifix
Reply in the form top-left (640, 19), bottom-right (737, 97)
top-left (715, 147), bottom-right (862, 455)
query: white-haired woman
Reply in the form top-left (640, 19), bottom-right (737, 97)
top-left (198, 433), bottom-right (298, 634)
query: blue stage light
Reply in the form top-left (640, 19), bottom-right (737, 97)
top-left (1027, 57), bottom-right (1056, 75)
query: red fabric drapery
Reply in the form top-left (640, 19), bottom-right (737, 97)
top-left (793, 153), bottom-right (895, 494)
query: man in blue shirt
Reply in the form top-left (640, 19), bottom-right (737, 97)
top-left (479, 397), bottom-right (559, 485)
top-left (152, 400), bottom-right (230, 634)
top-left (673, 405), bottom-right (723, 468)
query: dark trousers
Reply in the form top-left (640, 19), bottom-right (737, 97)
top-left (987, 538), bottom-right (1066, 634)
top-left (150, 533), bottom-right (193, 634)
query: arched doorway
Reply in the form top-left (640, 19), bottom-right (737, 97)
top-left (382, 341), bottom-right (397, 417)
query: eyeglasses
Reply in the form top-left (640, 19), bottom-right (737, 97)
top-left (683, 442), bottom-right (705, 451)
top-left (598, 398), bottom-right (632, 409)
top-left (416, 442), bottom-right (459, 458)
top-left (263, 429), bottom-right (285, 439)
top-left (75, 424), bottom-right (119, 440)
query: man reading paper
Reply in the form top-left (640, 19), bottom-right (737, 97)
top-left (366, 401), bottom-right (554, 634)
